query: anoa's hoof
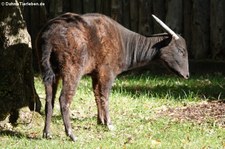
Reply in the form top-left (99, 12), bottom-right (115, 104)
top-left (107, 124), bottom-right (116, 131)
top-left (43, 132), bottom-right (53, 139)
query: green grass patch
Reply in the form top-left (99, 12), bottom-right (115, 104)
top-left (0, 72), bottom-right (225, 148)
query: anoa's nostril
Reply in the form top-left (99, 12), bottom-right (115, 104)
top-left (186, 74), bottom-right (190, 79)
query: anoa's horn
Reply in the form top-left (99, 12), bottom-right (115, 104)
top-left (152, 14), bottom-right (179, 40)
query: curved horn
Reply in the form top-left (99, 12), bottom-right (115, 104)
top-left (152, 14), bottom-right (179, 40)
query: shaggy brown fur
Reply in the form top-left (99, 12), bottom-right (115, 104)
top-left (36, 13), bottom-right (189, 141)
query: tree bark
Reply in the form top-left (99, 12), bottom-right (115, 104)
top-left (0, 0), bottom-right (41, 123)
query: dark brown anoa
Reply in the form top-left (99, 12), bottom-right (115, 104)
top-left (36, 13), bottom-right (189, 141)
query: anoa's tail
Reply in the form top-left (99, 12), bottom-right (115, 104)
top-left (41, 41), bottom-right (55, 85)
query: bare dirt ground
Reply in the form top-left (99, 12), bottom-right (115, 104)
top-left (158, 100), bottom-right (225, 127)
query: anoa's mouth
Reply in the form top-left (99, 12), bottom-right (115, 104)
top-left (163, 62), bottom-right (189, 79)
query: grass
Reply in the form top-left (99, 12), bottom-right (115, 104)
top-left (0, 71), bottom-right (225, 148)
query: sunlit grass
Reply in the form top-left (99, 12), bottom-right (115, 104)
top-left (0, 71), bottom-right (224, 148)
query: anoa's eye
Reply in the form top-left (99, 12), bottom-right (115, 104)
top-left (178, 48), bottom-right (185, 56)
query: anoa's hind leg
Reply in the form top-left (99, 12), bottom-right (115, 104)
top-left (52, 75), bottom-right (60, 109)
top-left (59, 73), bottom-right (81, 141)
top-left (43, 75), bottom-right (60, 139)
top-left (43, 84), bottom-right (54, 139)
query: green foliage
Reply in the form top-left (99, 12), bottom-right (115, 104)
top-left (0, 72), bottom-right (225, 148)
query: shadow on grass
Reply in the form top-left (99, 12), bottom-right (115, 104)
top-left (51, 114), bottom-right (96, 124)
top-left (114, 84), bottom-right (224, 100)
top-left (0, 130), bottom-right (24, 138)
top-left (0, 129), bottom-right (41, 140)
top-left (113, 75), bottom-right (225, 101)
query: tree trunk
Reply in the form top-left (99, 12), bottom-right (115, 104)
top-left (0, 0), bottom-right (41, 123)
